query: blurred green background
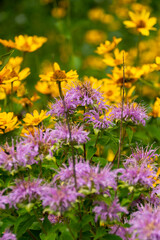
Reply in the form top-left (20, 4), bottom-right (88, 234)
top-left (0, 0), bottom-right (160, 91)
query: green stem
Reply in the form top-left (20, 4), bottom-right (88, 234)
top-left (136, 33), bottom-right (141, 65)
top-left (57, 81), bottom-right (77, 190)
top-left (117, 52), bottom-right (125, 168)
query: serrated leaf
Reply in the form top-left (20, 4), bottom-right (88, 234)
top-left (0, 50), bottom-right (14, 71)
top-left (94, 227), bottom-right (107, 240)
top-left (86, 146), bottom-right (97, 160)
top-left (126, 127), bottom-right (133, 143)
top-left (15, 214), bottom-right (36, 238)
top-left (103, 234), bottom-right (122, 240)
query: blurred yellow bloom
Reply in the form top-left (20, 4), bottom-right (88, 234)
top-left (100, 79), bottom-right (121, 103)
top-left (108, 66), bottom-right (143, 88)
top-left (103, 49), bottom-right (127, 67)
top-left (96, 37), bottom-right (122, 55)
top-left (123, 9), bottom-right (157, 36)
top-left (131, 3), bottom-right (151, 13)
top-left (39, 62), bottom-right (78, 83)
top-left (21, 126), bottom-right (39, 137)
top-left (0, 35), bottom-right (47, 52)
top-left (83, 76), bottom-right (102, 90)
top-left (23, 110), bottom-right (48, 126)
top-left (0, 67), bottom-right (18, 85)
top-left (85, 30), bottom-right (107, 45)
top-left (83, 56), bottom-right (106, 70)
top-left (107, 149), bottom-right (115, 162)
top-left (0, 112), bottom-right (20, 134)
top-left (155, 56), bottom-right (160, 70)
top-left (0, 57), bottom-right (30, 98)
top-left (51, 7), bottom-right (66, 18)
top-left (13, 97), bottom-right (33, 107)
top-left (151, 97), bottom-right (160, 118)
top-left (88, 8), bottom-right (105, 21)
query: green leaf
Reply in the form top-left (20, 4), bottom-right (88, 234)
top-left (103, 234), bottom-right (122, 240)
top-left (0, 50), bottom-right (14, 71)
top-left (15, 214), bottom-right (36, 238)
top-left (94, 227), bottom-right (107, 240)
top-left (126, 127), bottom-right (133, 143)
top-left (86, 146), bottom-right (97, 160)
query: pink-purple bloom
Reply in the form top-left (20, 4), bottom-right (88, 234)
top-left (0, 230), bottom-right (17, 240)
top-left (129, 204), bottom-right (160, 240)
top-left (22, 128), bottom-right (57, 160)
top-left (110, 225), bottom-right (129, 240)
top-left (84, 110), bottom-right (113, 129)
top-left (119, 147), bottom-right (157, 187)
top-left (47, 82), bottom-right (107, 117)
top-left (0, 140), bottom-right (38, 171)
top-left (0, 190), bottom-right (10, 209)
top-left (93, 198), bottom-right (128, 222)
top-left (110, 102), bottom-right (149, 125)
top-left (8, 179), bottom-right (42, 207)
top-left (54, 160), bottom-right (117, 192)
top-left (52, 122), bottom-right (89, 144)
top-left (41, 185), bottom-right (81, 212)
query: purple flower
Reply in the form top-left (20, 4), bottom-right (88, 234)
top-left (110, 102), bottom-right (149, 125)
top-left (22, 128), bottom-right (57, 160)
top-left (0, 190), bottom-right (10, 209)
top-left (47, 81), bottom-right (107, 117)
top-left (130, 146), bottom-right (159, 164)
top-left (48, 214), bottom-right (60, 224)
top-left (119, 159), bottom-right (156, 187)
top-left (54, 160), bottom-right (117, 192)
top-left (8, 179), bottom-right (42, 207)
top-left (0, 230), bottom-right (17, 240)
top-left (129, 204), bottom-right (160, 240)
top-left (93, 198), bottom-right (128, 222)
top-left (41, 185), bottom-right (81, 212)
top-left (67, 81), bottom-right (106, 109)
top-left (109, 225), bottom-right (129, 240)
top-left (119, 146), bottom-right (158, 187)
top-left (84, 110), bottom-right (113, 129)
top-left (47, 96), bottom-right (77, 117)
top-left (52, 122), bottom-right (89, 144)
top-left (0, 140), bottom-right (38, 171)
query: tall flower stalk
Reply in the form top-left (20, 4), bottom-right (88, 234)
top-left (117, 52), bottom-right (125, 168)
top-left (57, 81), bottom-right (77, 190)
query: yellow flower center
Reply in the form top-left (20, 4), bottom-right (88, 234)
top-left (106, 90), bottom-right (113, 97)
top-left (52, 70), bottom-right (66, 81)
top-left (137, 20), bottom-right (146, 28)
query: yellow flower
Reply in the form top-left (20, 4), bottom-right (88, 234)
top-left (0, 39), bottom-right (15, 48)
top-left (0, 57), bottom-right (30, 90)
top-left (0, 67), bottom-right (18, 85)
top-left (154, 56), bottom-right (160, 70)
top-left (96, 37), bottom-right (122, 55)
top-left (100, 79), bottom-right (121, 103)
top-left (123, 9), bottom-right (157, 36)
top-left (151, 97), bottom-right (160, 118)
top-left (0, 112), bottom-right (20, 134)
top-left (51, 7), bottom-right (66, 18)
top-left (107, 66), bottom-right (143, 88)
top-left (103, 49), bottom-right (127, 67)
top-left (88, 8), bottom-right (105, 22)
top-left (21, 126), bottom-right (39, 137)
top-left (23, 110), bottom-right (49, 126)
top-left (83, 76), bottom-right (103, 90)
top-left (84, 30), bottom-right (107, 45)
top-left (107, 149), bottom-right (115, 162)
top-left (39, 62), bottom-right (78, 83)
top-left (83, 56), bottom-right (106, 70)
top-left (0, 35), bottom-right (47, 52)
top-left (13, 97), bottom-right (33, 107)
